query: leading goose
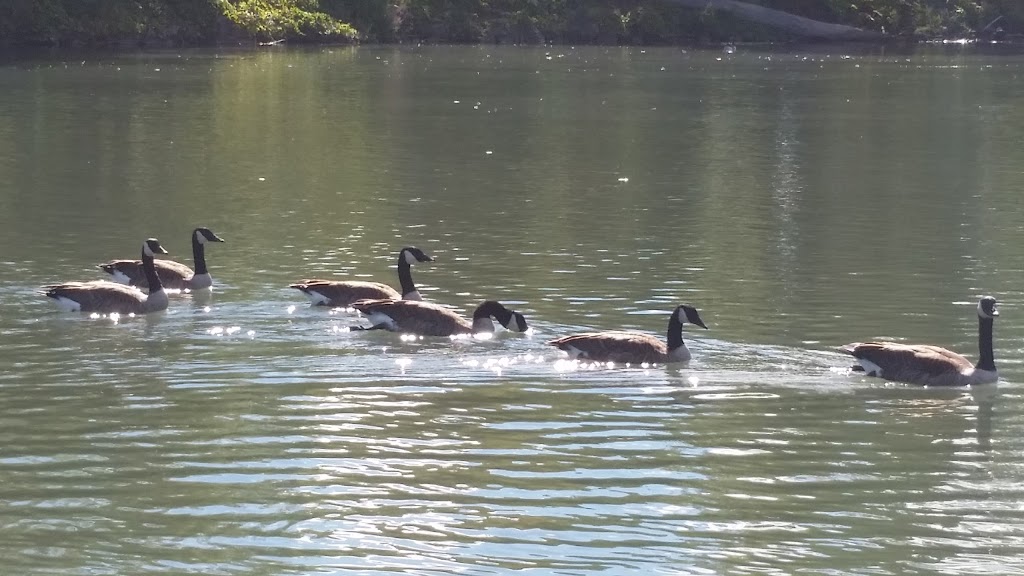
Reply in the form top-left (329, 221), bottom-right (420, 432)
top-left (351, 299), bottom-right (528, 337)
top-left (43, 238), bottom-right (170, 315)
top-left (290, 246), bottom-right (433, 307)
top-left (99, 227), bottom-right (225, 291)
top-left (842, 296), bottom-right (998, 386)
top-left (548, 304), bottom-right (708, 364)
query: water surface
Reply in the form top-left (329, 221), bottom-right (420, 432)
top-left (3, 44), bottom-right (1024, 575)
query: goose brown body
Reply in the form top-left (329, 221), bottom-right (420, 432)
top-left (45, 239), bottom-right (170, 315)
top-left (548, 331), bottom-right (675, 364)
top-left (548, 304), bottom-right (707, 364)
top-left (291, 247), bottom-right (432, 307)
top-left (290, 279), bottom-right (400, 306)
top-left (100, 227), bottom-right (224, 291)
top-left (352, 299), bottom-right (528, 337)
top-left (842, 296), bottom-right (998, 387)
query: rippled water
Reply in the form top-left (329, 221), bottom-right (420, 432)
top-left (3, 45), bottom-right (1024, 575)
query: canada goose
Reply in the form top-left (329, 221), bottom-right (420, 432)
top-left (290, 246), bottom-right (433, 307)
top-left (548, 304), bottom-right (708, 364)
top-left (351, 298), bottom-right (528, 337)
top-left (43, 239), bottom-right (170, 314)
top-left (842, 296), bottom-right (998, 386)
top-left (99, 227), bottom-right (224, 291)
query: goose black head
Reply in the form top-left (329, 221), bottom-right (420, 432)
top-left (474, 301), bottom-right (528, 332)
top-left (143, 238), bottom-right (168, 257)
top-left (978, 296), bottom-right (998, 319)
top-left (195, 227), bottom-right (225, 244)
top-left (401, 246), bottom-right (434, 265)
top-left (676, 304), bottom-right (708, 329)
top-left (503, 311), bottom-right (529, 332)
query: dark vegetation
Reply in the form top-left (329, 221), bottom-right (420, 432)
top-left (2, 0), bottom-right (1023, 47)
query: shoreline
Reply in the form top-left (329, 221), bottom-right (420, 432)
top-left (4, 38), bottom-right (1024, 60)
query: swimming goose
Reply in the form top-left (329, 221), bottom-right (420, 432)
top-left (548, 304), bottom-right (708, 364)
top-left (99, 227), bottom-right (225, 291)
top-left (43, 239), bottom-right (170, 314)
top-left (842, 296), bottom-right (998, 386)
top-left (351, 298), bottom-right (528, 337)
top-left (290, 246), bottom-right (433, 307)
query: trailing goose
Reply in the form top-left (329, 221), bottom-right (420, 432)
top-left (548, 304), bottom-right (708, 364)
top-left (842, 296), bottom-right (998, 386)
top-left (43, 239), bottom-right (170, 315)
top-left (290, 246), bottom-right (433, 307)
top-left (99, 227), bottom-right (225, 291)
top-left (351, 298), bottom-right (528, 337)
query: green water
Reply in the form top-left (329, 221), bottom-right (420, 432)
top-left (2, 45), bottom-right (1024, 575)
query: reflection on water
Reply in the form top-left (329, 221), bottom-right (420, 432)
top-left (2, 45), bottom-right (1024, 575)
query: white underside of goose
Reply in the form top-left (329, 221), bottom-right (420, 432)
top-left (189, 272), bottom-right (214, 290)
top-left (364, 311), bottom-right (400, 331)
top-left (854, 358), bottom-right (884, 377)
top-left (109, 270), bottom-right (133, 285)
top-left (51, 296), bottom-right (83, 312)
top-left (302, 290), bottom-right (332, 306)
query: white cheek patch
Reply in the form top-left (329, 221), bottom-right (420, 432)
top-left (196, 230), bottom-right (207, 245)
top-left (509, 313), bottom-right (527, 332)
top-left (403, 250), bottom-right (418, 265)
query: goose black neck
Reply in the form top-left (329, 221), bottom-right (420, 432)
top-left (473, 301), bottom-right (505, 322)
top-left (142, 247), bottom-right (163, 293)
top-left (976, 316), bottom-right (995, 371)
top-left (192, 234), bottom-right (209, 275)
top-left (397, 258), bottom-right (416, 296)
top-left (666, 313), bottom-right (684, 351)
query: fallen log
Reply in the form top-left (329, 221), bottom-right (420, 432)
top-left (666, 0), bottom-right (885, 41)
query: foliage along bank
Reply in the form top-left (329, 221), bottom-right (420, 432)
top-left (2, 0), bottom-right (1023, 47)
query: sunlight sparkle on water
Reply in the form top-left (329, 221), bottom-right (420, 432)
top-left (286, 305), bottom-right (296, 314)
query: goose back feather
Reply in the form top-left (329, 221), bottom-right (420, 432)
top-left (352, 299), bottom-right (528, 337)
top-left (842, 296), bottom-right (998, 386)
top-left (291, 246), bottom-right (433, 307)
top-left (99, 227), bottom-right (224, 291)
top-left (45, 239), bottom-right (170, 315)
top-left (548, 304), bottom-right (707, 364)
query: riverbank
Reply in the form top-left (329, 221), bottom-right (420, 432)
top-left (2, 1), bottom-right (1021, 49)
